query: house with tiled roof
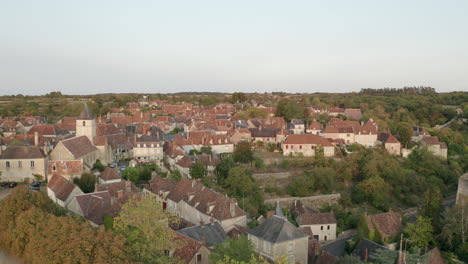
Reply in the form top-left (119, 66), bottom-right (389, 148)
top-left (47, 174), bottom-right (84, 207)
top-left (133, 133), bottom-right (164, 164)
top-left (306, 121), bottom-right (323, 135)
top-left (229, 128), bottom-right (252, 144)
top-left (247, 202), bottom-right (309, 264)
top-left (49, 135), bottom-right (99, 169)
top-left (282, 134), bottom-right (335, 157)
top-left (297, 212), bottom-right (337, 242)
top-left (421, 136), bottom-right (447, 159)
top-left (0, 145), bottom-right (47, 182)
top-left (98, 168), bottom-right (121, 184)
top-left (147, 177), bottom-right (247, 233)
top-left (288, 119), bottom-right (305, 135)
top-left (364, 209), bottom-right (402, 243)
top-left (48, 160), bottom-right (83, 181)
top-left (384, 135), bottom-right (401, 156)
top-left (172, 232), bottom-right (211, 264)
top-left (412, 126), bottom-right (431, 142)
top-left (67, 191), bottom-right (113, 226)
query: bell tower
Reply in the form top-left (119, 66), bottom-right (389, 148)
top-left (76, 103), bottom-right (96, 142)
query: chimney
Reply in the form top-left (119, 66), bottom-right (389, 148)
top-left (267, 211), bottom-right (275, 219)
top-left (200, 219), bottom-right (204, 226)
top-left (364, 248), bottom-right (368, 262)
top-left (34, 132), bottom-right (39, 146)
top-left (209, 216), bottom-right (214, 224)
top-left (147, 130), bottom-right (151, 136)
top-left (192, 180), bottom-right (196, 188)
top-left (200, 236), bottom-right (207, 246)
top-left (230, 202), bottom-right (236, 217)
top-left (43, 145), bottom-right (48, 155)
top-left (117, 190), bottom-right (123, 199)
top-left (140, 111), bottom-right (143, 118)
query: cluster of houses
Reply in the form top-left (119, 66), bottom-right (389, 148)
top-left (0, 99), bottom-right (449, 183)
top-left (0, 99), bottom-right (454, 263)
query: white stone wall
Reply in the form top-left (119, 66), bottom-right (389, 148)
top-left (302, 223), bottom-right (336, 241)
top-left (0, 157), bottom-right (47, 182)
top-left (249, 235), bottom-right (308, 264)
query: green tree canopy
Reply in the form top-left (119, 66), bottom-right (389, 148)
top-left (233, 141), bottom-right (254, 164)
top-left (73, 172), bottom-right (97, 193)
top-left (210, 236), bottom-right (256, 263)
top-left (190, 162), bottom-right (207, 179)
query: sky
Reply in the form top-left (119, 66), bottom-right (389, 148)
top-left (0, 0), bottom-right (467, 95)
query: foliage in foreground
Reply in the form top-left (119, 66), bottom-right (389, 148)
top-left (0, 186), bottom-right (131, 264)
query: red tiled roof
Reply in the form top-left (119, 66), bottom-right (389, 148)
top-left (0, 146), bottom-right (45, 159)
top-left (365, 210), bottom-right (402, 238)
top-left (48, 160), bottom-right (83, 177)
top-left (423, 136), bottom-right (440, 145)
top-left (297, 212), bottom-right (337, 225)
top-left (47, 174), bottom-right (80, 202)
top-left (27, 124), bottom-right (57, 136)
top-left (61, 136), bottom-right (97, 158)
top-left (173, 232), bottom-right (206, 263)
top-left (167, 179), bottom-right (246, 221)
top-left (99, 168), bottom-right (121, 181)
top-left (307, 121), bottom-right (323, 130)
top-left (75, 191), bottom-right (113, 225)
top-left (284, 134), bottom-right (333, 146)
top-left (386, 135), bottom-right (400, 144)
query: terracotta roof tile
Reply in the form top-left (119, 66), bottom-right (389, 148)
top-left (297, 212), bottom-right (337, 225)
top-left (284, 134), bottom-right (333, 146)
top-left (61, 136), bottom-right (97, 158)
top-left (47, 174), bottom-right (81, 202)
top-left (99, 168), bottom-right (121, 181)
top-left (365, 210), bottom-right (402, 238)
top-left (0, 146), bottom-right (45, 159)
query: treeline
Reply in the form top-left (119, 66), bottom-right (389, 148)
top-left (360, 86), bottom-right (436, 95)
top-left (0, 187), bottom-right (132, 264)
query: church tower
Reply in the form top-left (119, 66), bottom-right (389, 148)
top-left (76, 103), bottom-right (96, 142)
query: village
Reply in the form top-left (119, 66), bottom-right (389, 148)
top-left (0, 95), bottom-right (464, 264)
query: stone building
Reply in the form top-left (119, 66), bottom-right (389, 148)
top-left (384, 135), bottom-right (401, 156)
top-left (456, 172), bottom-right (468, 206)
top-left (0, 146), bottom-right (47, 182)
top-left (247, 202), bottom-right (309, 264)
top-left (297, 212), bottom-right (337, 242)
top-left (282, 134), bottom-right (334, 157)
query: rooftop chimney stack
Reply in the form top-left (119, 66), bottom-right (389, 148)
top-left (34, 131), bottom-right (39, 146)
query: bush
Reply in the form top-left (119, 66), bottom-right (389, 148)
top-left (92, 159), bottom-right (105, 172)
top-left (280, 160), bottom-right (290, 169)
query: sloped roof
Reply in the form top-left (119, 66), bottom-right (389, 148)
top-left (423, 136), bottom-right (441, 145)
top-left (47, 174), bottom-right (81, 202)
top-left (166, 179), bottom-right (246, 221)
top-left (283, 134), bottom-right (333, 146)
top-left (307, 121), bottom-right (323, 130)
top-left (0, 146), bottom-right (45, 159)
top-left (177, 222), bottom-right (228, 247)
top-left (423, 248), bottom-right (445, 264)
top-left (247, 215), bottom-right (308, 243)
top-left (74, 191), bottom-right (112, 225)
top-left (249, 127), bottom-right (280, 138)
top-left (385, 135), bottom-right (400, 144)
top-left (78, 103), bottom-right (94, 120)
top-left (61, 136), bottom-right (97, 158)
top-left (145, 176), bottom-right (176, 194)
top-left (27, 124), bottom-right (57, 136)
top-left (344, 109), bottom-right (363, 120)
top-left (173, 232), bottom-right (206, 263)
top-left (365, 210), bottom-right (402, 238)
top-left (99, 168), bottom-right (121, 181)
top-left (297, 212), bottom-right (337, 225)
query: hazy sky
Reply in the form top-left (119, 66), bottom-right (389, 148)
top-left (1, 0), bottom-right (467, 95)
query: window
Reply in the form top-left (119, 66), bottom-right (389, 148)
top-left (6, 161), bottom-right (10, 168)
top-left (321, 226), bottom-right (323, 230)
top-left (196, 254), bottom-right (202, 263)
top-left (82, 121), bottom-right (86, 126)
top-left (347, 134), bottom-right (350, 137)
top-left (327, 225), bottom-right (330, 230)
top-left (285, 145), bottom-right (288, 149)
top-left (313, 235), bottom-right (319, 240)
top-left (299, 145), bottom-right (302, 149)
top-left (287, 242), bottom-right (294, 253)
top-left (311, 145), bottom-right (315, 149)
top-left (30, 161), bottom-right (35, 168)
top-left (324, 236), bottom-right (327, 241)
top-left (18, 161), bottom-right (22, 168)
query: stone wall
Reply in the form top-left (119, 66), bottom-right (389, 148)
top-left (265, 194), bottom-right (341, 209)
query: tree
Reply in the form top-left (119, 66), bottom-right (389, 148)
top-left (233, 141), bottom-right (254, 164)
top-left (190, 162), bottom-right (207, 179)
top-left (356, 176), bottom-right (390, 210)
top-left (397, 123), bottom-right (413, 147)
top-left (0, 187), bottom-right (130, 264)
top-left (73, 172), bottom-right (97, 193)
top-left (215, 158), bottom-right (237, 184)
top-left (440, 203), bottom-right (468, 250)
top-left (200, 146), bottom-right (212, 154)
top-left (113, 195), bottom-right (178, 263)
top-left (224, 167), bottom-right (264, 215)
top-left (122, 167), bottom-right (139, 183)
top-left (92, 159), bottom-right (106, 172)
top-left (404, 216), bottom-right (433, 250)
top-left (33, 174), bottom-right (43, 182)
top-left (369, 248), bottom-right (419, 264)
top-left (210, 236), bottom-right (256, 263)
top-left (231, 92), bottom-right (248, 103)
top-left (168, 170), bottom-right (182, 183)
top-left (275, 98), bottom-right (307, 121)
top-left (419, 187), bottom-right (443, 231)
